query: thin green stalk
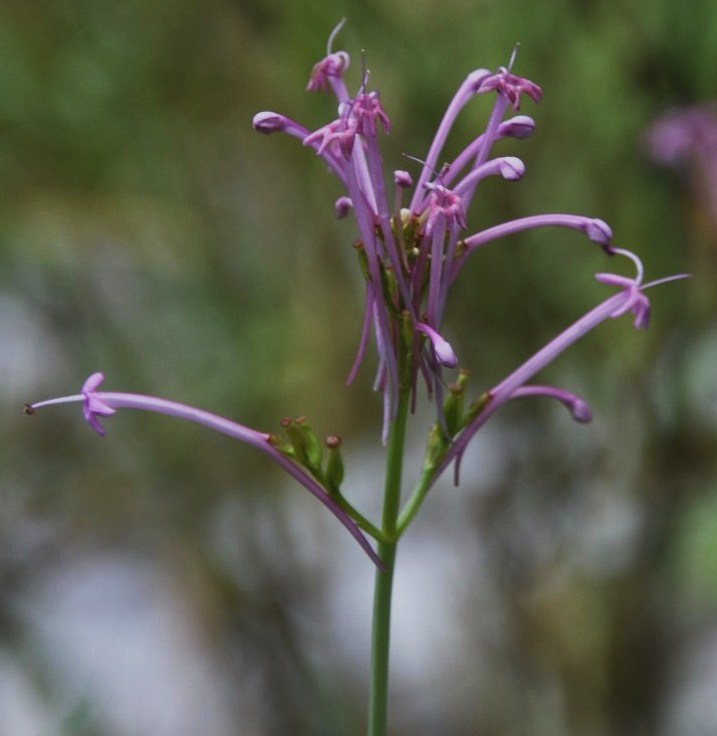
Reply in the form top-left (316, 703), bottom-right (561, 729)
top-left (395, 466), bottom-right (434, 536)
top-left (367, 388), bottom-right (410, 736)
top-left (330, 489), bottom-right (391, 544)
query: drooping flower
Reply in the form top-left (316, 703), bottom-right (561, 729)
top-left (25, 373), bottom-right (381, 566)
top-left (431, 250), bottom-right (689, 485)
top-left (253, 22), bottom-right (626, 441)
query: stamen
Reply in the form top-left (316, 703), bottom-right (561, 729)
top-left (643, 273), bottom-right (692, 290)
top-left (611, 247), bottom-right (644, 284)
top-left (327, 18), bottom-right (347, 55)
top-left (508, 42), bottom-right (520, 72)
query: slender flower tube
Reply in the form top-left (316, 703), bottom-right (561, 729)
top-left (253, 26), bottom-right (624, 440)
top-left (25, 373), bottom-right (381, 566)
top-left (435, 252), bottom-right (689, 485)
top-left (440, 115), bottom-right (535, 190)
top-left (509, 385), bottom-right (593, 424)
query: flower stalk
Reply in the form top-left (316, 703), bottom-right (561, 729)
top-left (26, 373), bottom-right (382, 567)
top-left (369, 386), bottom-right (410, 736)
top-left (25, 21), bottom-right (689, 736)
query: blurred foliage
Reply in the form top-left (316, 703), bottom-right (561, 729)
top-left (2, 0), bottom-right (717, 735)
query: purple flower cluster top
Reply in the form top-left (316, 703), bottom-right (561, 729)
top-left (253, 27), bottom-right (617, 441)
top-left (27, 23), bottom-right (687, 564)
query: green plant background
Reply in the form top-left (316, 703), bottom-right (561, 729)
top-left (2, 1), bottom-right (716, 734)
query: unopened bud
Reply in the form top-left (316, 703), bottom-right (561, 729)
top-left (570, 398), bottom-right (593, 423)
top-left (394, 170), bottom-right (413, 188)
top-left (443, 370), bottom-right (470, 436)
top-left (281, 418), bottom-right (316, 469)
top-left (422, 420), bottom-right (453, 473)
top-left (498, 156), bottom-right (525, 181)
top-left (324, 435), bottom-right (344, 492)
top-left (294, 416), bottom-right (323, 470)
top-left (353, 241), bottom-right (369, 280)
top-left (498, 115), bottom-right (536, 139)
top-left (268, 430), bottom-right (296, 458)
top-left (584, 218), bottom-right (613, 247)
top-left (252, 112), bottom-right (286, 134)
top-left (335, 196), bottom-right (353, 219)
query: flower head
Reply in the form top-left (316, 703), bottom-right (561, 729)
top-left (254, 25), bottom-right (671, 442)
top-left (307, 51), bottom-right (351, 94)
top-left (306, 18), bottom-right (351, 99)
top-left (431, 251), bottom-right (689, 485)
top-left (475, 65), bottom-right (543, 111)
top-left (26, 373), bottom-right (381, 566)
top-left (81, 372), bottom-right (116, 435)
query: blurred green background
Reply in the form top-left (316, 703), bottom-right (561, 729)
top-left (2, 0), bottom-right (717, 734)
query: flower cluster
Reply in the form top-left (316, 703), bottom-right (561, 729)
top-left (254, 27), bottom-right (616, 441)
top-left (26, 24), bottom-right (687, 564)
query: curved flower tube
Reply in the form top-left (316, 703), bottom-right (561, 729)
top-left (450, 214), bottom-right (614, 284)
top-left (437, 115), bottom-right (535, 190)
top-left (25, 373), bottom-right (381, 567)
top-left (509, 385), bottom-right (593, 423)
top-left (408, 67), bottom-right (493, 209)
top-left (436, 253), bottom-right (689, 485)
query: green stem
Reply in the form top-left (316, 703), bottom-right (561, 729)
top-left (331, 490), bottom-right (391, 544)
top-left (368, 388), bottom-right (410, 736)
top-left (395, 466), bottom-right (435, 536)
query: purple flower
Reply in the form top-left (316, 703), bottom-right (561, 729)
top-left (509, 386), bottom-right (594, 423)
top-left (435, 251), bottom-right (689, 485)
top-left (645, 103), bottom-right (717, 228)
top-left (416, 322), bottom-right (458, 368)
top-left (646, 104), bottom-right (717, 168)
top-left (26, 373), bottom-right (381, 566)
top-left (306, 18), bottom-right (351, 98)
top-left (81, 372), bottom-right (116, 435)
top-left (253, 23), bottom-right (629, 440)
top-left (25, 26), bottom-right (690, 573)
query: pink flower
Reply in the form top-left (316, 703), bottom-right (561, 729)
top-left (27, 373), bottom-right (381, 566)
top-left (254, 25), bottom-right (624, 441)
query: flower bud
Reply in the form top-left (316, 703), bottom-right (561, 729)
top-left (570, 398), bottom-right (593, 423)
top-left (293, 416), bottom-right (324, 471)
top-left (498, 115), bottom-right (536, 139)
top-left (353, 241), bottom-right (370, 280)
top-left (335, 196), bottom-right (353, 219)
top-left (394, 170), bottom-right (413, 188)
top-left (422, 424), bottom-right (449, 473)
top-left (324, 435), bottom-right (345, 492)
top-left (443, 370), bottom-right (470, 436)
top-left (281, 417), bottom-right (322, 472)
top-left (584, 218), bottom-right (613, 246)
top-left (498, 156), bottom-right (525, 181)
top-left (252, 112), bottom-right (286, 134)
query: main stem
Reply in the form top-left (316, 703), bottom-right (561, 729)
top-left (368, 388), bottom-right (410, 736)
